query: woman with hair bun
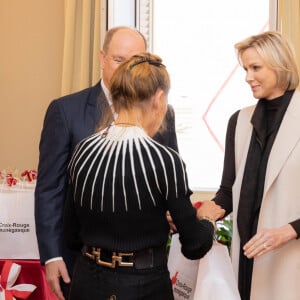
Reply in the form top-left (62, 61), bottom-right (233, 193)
top-left (64, 52), bottom-right (224, 300)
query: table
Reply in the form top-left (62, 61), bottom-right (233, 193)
top-left (0, 185), bottom-right (58, 299)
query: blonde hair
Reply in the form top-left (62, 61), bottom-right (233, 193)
top-left (110, 52), bottom-right (170, 113)
top-left (235, 31), bottom-right (299, 90)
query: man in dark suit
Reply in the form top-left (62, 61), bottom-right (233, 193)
top-left (35, 26), bottom-right (178, 300)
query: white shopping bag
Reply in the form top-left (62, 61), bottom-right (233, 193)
top-left (0, 186), bottom-right (40, 259)
top-left (168, 234), bottom-right (199, 300)
top-left (194, 242), bottom-right (241, 299)
top-left (168, 234), bottom-right (240, 300)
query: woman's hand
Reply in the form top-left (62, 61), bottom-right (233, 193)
top-left (243, 224), bottom-right (297, 259)
top-left (166, 201), bottom-right (225, 234)
top-left (166, 210), bottom-right (177, 233)
top-left (196, 200), bottom-right (225, 221)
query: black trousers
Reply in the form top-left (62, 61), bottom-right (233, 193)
top-left (68, 255), bottom-right (174, 300)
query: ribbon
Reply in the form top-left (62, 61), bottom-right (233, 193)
top-left (194, 201), bottom-right (203, 209)
top-left (6, 174), bottom-right (17, 187)
top-left (20, 170), bottom-right (37, 182)
top-left (30, 170), bottom-right (37, 180)
top-left (0, 261), bottom-right (36, 300)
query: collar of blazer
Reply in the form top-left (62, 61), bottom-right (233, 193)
top-left (263, 90), bottom-right (300, 193)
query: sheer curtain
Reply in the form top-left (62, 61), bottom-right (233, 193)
top-left (277, 0), bottom-right (300, 88)
top-left (61, 0), bottom-right (102, 95)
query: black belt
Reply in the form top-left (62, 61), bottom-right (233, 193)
top-left (82, 245), bottom-right (167, 269)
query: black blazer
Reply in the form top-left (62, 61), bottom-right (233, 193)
top-left (34, 81), bottom-right (178, 272)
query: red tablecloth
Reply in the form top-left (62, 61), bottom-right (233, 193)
top-left (0, 260), bottom-right (58, 300)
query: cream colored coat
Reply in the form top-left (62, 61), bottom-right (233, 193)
top-left (231, 90), bottom-right (300, 300)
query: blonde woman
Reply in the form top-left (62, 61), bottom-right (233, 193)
top-left (214, 31), bottom-right (300, 300)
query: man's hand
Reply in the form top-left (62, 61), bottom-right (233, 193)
top-left (46, 260), bottom-right (70, 300)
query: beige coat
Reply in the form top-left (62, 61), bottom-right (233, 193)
top-left (231, 90), bottom-right (300, 300)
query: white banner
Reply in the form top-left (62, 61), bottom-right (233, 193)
top-left (0, 186), bottom-right (39, 259)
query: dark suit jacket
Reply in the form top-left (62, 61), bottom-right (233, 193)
top-left (34, 81), bottom-right (178, 272)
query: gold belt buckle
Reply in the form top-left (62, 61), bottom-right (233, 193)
top-left (85, 247), bottom-right (134, 268)
top-left (112, 252), bottom-right (134, 267)
top-left (85, 247), bottom-right (99, 260)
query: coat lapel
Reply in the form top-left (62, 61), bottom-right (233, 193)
top-left (263, 90), bottom-right (300, 195)
top-left (86, 82), bottom-right (112, 131)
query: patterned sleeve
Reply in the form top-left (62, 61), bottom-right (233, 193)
top-left (162, 149), bottom-right (215, 259)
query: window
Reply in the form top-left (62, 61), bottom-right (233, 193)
top-left (147, 0), bottom-right (272, 190)
top-left (106, 0), bottom-right (274, 191)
